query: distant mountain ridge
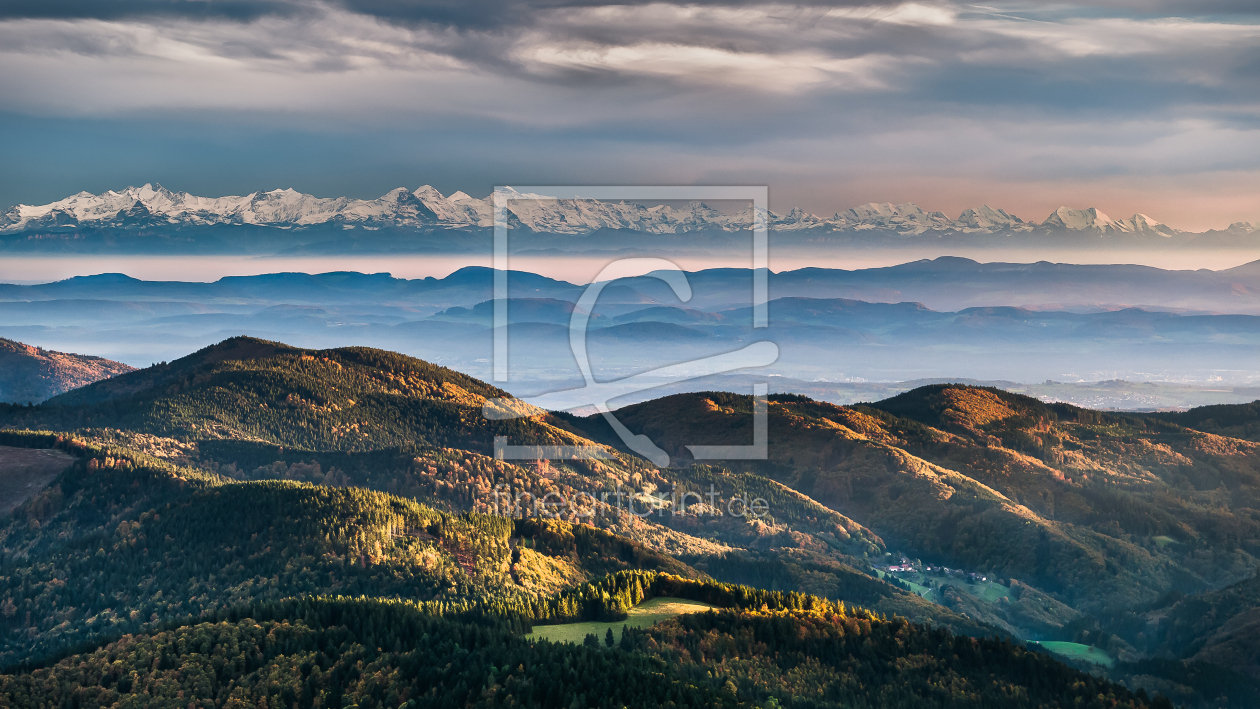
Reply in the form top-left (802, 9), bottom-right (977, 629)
top-left (4, 183), bottom-right (1253, 238)
top-left (4, 257), bottom-right (1258, 313)
top-left (4, 257), bottom-right (1260, 387)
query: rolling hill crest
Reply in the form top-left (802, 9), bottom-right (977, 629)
top-left (9, 336), bottom-right (591, 454)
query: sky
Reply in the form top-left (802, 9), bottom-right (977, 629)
top-left (2, 1), bottom-right (1259, 231)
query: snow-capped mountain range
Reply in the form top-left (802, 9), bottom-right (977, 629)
top-left (1, 184), bottom-right (1251, 237)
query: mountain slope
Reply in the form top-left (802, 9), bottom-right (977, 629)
top-left (0, 339), bottom-right (1003, 640)
top-left (0, 339), bottom-right (133, 404)
top-left (0, 343), bottom-right (1240, 705)
top-left (0, 431), bottom-right (1159, 707)
top-left (30, 341), bottom-right (1244, 639)
top-left (1, 337), bottom-right (592, 454)
top-left (578, 387), bottom-right (1260, 624)
top-left (0, 431), bottom-right (702, 666)
top-left (1146, 572), bottom-right (1260, 679)
top-left (1151, 401), bottom-right (1260, 442)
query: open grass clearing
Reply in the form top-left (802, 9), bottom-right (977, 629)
top-left (930, 577), bottom-right (1010, 603)
top-left (903, 580), bottom-right (932, 596)
top-left (526, 597), bottom-right (715, 645)
top-left (1033, 641), bottom-right (1114, 667)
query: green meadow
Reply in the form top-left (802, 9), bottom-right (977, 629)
top-left (526, 597), bottom-right (716, 645)
top-left (1035, 641), bottom-right (1114, 667)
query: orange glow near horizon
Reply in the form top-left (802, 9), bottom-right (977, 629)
top-left (784, 173), bottom-right (1260, 234)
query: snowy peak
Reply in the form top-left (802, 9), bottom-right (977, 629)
top-left (1220, 221), bottom-right (1257, 235)
top-left (0, 186), bottom-right (1204, 237)
top-left (957, 205), bottom-right (1024, 230)
top-left (1041, 207), bottom-right (1180, 237)
top-left (1125, 213), bottom-right (1175, 237)
top-left (833, 202), bottom-right (955, 234)
top-left (1042, 206), bottom-right (1117, 232)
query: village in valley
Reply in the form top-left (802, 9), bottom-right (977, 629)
top-left (877, 553), bottom-right (1004, 603)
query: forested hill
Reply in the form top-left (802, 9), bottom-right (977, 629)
top-left (572, 385), bottom-right (1260, 694)
top-left (45, 336), bottom-right (504, 408)
top-left (1, 339), bottom-right (1257, 705)
top-left (0, 431), bottom-right (696, 666)
top-left (1150, 400), bottom-right (1260, 442)
top-left (0, 337), bottom-right (590, 454)
top-left (0, 338), bottom-right (133, 405)
top-left (0, 431), bottom-right (1163, 708)
top-left (0, 594), bottom-right (1160, 709)
top-left (0, 337), bottom-right (984, 638)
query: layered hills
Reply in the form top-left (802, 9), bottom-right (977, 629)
top-left (0, 338), bottom-right (133, 405)
top-left (0, 338), bottom-right (1257, 705)
top-left (0, 339), bottom-right (964, 625)
top-left (567, 384), bottom-right (1260, 696)
top-left (4, 261), bottom-right (1260, 398)
top-left (575, 387), bottom-right (1260, 611)
top-left (4, 259), bottom-right (1257, 312)
top-left (0, 466), bottom-right (1110, 706)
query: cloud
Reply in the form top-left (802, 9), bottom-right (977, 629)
top-left (0, 0), bottom-right (306, 22)
top-left (4, 2), bottom-right (1255, 103)
top-left (0, 1), bottom-right (1257, 229)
